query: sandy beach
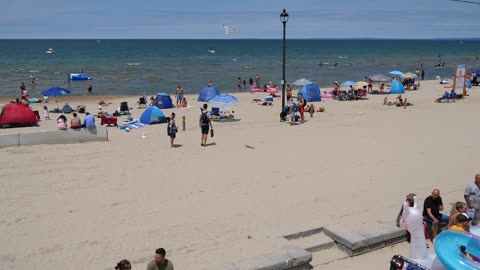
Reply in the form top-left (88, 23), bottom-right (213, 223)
top-left (1, 79), bottom-right (478, 269)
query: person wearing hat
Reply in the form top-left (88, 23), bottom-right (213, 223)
top-left (396, 193), bottom-right (415, 226)
top-left (451, 213), bottom-right (471, 231)
top-left (97, 106), bottom-right (105, 118)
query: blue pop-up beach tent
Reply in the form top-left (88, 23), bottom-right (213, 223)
top-left (140, 106), bottom-right (167, 124)
top-left (197, 86), bottom-right (220, 102)
top-left (389, 80), bottom-right (405, 94)
top-left (154, 93), bottom-right (174, 109)
top-left (297, 83), bottom-right (322, 102)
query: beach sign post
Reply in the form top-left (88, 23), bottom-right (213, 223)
top-left (452, 64), bottom-right (467, 96)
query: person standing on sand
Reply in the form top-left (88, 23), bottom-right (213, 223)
top-left (237, 77), bottom-right (242, 90)
top-left (297, 93), bottom-right (305, 123)
top-left (255, 74), bottom-right (260, 88)
top-left (421, 69), bottom-right (425, 80)
top-left (87, 79), bottom-right (93, 95)
top-left (199, 103), bottom-right (212, 147)
top-left (146, 248), bottom-right (174, 270)
top-left (175, 85), bottom-right (184, 107)
top-left (465, 174), bottom-right (480, 226)
top-left (168, 112), bottom-right (178, 148)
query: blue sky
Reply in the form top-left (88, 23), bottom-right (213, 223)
top-left (2, 0), bottom-right (479, 39)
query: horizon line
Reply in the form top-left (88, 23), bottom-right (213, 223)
top-left (0, 38), bottom-right (478, 40)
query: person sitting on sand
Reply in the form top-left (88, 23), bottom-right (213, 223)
top-left (180, 96), bottom-right (188, 108)
top-left (97, 106), bottom-right (105, 118)
top-left (115, 259), bottom-right (131, 270)
top-left (379, 83), bottom-right (385, 92)
top-left (70, 113), bottom-right (82, 129)
top-left (57, 115), bottom-right (68, 130)
top-left (98, 100), bottom-right (106, 105)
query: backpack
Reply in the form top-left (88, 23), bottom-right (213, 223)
top-left (302, 98), bottom-right (307, 108)
top-left (200, 111), bottom-right (209, 125)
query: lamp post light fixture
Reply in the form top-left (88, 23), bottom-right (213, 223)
top-left (280, 9), bottom-right (289, 110)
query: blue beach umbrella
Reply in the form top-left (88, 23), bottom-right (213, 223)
top-left (41, 87), bottom-right (71, 108)
top-left (41, 87), bottom-right (71, 96)
top-left (389, 70), bottom-right (404, 76)
top-left (341, 80), bottom-right (356, 86)
top-left (208, 94), bottom-right (238, 105)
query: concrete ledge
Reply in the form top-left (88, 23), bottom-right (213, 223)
top-left (0, 127), bottom-right (108, 148)
top-left (284, 226), bottom-right (324, 240)
top-left (208, 237), bottom-right (312, 270)
top-left (0, 133), bottom-right (20, 147)
top-left (323, 224), bottom-right (407, 256)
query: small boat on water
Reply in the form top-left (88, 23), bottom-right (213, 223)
top-left (69, 73), bottom-right (89, 80)
top-left (208, 49), bottom-right (216, 54)
top-left (45, 48), bottom-right (55, 54)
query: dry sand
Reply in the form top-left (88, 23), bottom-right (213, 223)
top-left (0, 80), bottom-right (478, 269)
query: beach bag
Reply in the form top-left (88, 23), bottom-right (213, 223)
top-left (200, 111), bottom-right (209, 125)
top-left (210, 129), bottom-right (214, 137)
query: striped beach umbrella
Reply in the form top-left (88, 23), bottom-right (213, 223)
top-left (208, 94), bottom-right (238, 105)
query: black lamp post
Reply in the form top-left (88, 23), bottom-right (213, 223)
top-left (280, 9), bottom-right (289, 110)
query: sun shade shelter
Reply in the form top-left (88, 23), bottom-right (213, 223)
top-left (0, 103), bottom-right (38, 127)
top-left (198, 86), bottom-right (220, 102)
top-left (297, 83), bottom-right (322, 102)
top-left (139, 106), bottom-right (167, 124)
top-left (389, 80), bottom-right (405, 94)
top-left (154, 93), bottom-right (174, 109)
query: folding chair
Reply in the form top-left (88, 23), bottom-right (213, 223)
top-left (138, 97), bottom-right (146, 108)
top-left (211, 107), bottom-right (220, 116)
top-left (120, 102), bottom-right (129, 112)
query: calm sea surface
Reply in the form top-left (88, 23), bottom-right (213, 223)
top-left (0, 39), bottom-right (479, 97)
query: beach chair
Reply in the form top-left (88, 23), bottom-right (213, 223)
top-left (138, 97), bottom-right (146, 109)
top-left (211, 107), bottom-right (220, 117)
top-left (120, 102), bottom-right (129, 112)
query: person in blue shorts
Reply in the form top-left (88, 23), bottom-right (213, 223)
top-left (175, 85), bottom-right (184, 107)
top-left (423, 188), bottom-right (449, 239)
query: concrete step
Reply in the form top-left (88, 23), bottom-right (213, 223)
top-left (310, 246), bottom-right (350, 267)
top-left (287, 231), bottom-right (335, 253)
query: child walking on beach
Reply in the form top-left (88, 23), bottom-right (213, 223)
top-left (43, 106), bottom-right (50, 120)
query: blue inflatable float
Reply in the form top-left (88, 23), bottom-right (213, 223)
top-left (69, 73), bottom-right (89, 80)
top-left (435, 230), bottom-right (480, 270)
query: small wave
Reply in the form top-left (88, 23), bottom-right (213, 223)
top-left (338, 56), bottom-right (349, 59)
top-left (127, 63), bottom-right (141, 66)
top-left (242, 66), bottom-right (257, 69)
top-left (29, 70), bottom-right (40, 73)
